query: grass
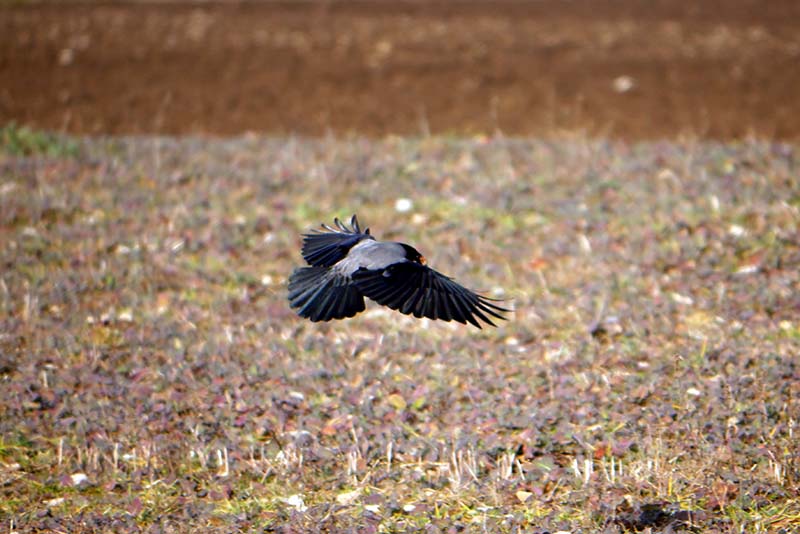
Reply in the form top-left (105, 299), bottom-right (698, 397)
top-left (0, 129), bottom-right (799, 532)
top-left (0, 123), bottom-right (79, 158)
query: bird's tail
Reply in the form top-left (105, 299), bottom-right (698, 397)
top-left (288, 267), bottom-right (365, 322)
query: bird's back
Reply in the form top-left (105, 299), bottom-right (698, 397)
top-left (334, 240), bottom-right (408, 275)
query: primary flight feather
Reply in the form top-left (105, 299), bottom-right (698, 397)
top-left (288, 215), bottom-right (508, 328)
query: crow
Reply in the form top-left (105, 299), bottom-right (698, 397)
top-left (288, 215), bottom-right (508, 328)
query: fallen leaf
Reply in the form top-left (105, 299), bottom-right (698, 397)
top-left (336, 488), bottom-right (362, 505)
top-left (386, 393), bottom-right (407, 411)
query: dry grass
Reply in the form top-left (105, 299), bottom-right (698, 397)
top-left (1, 129), bottom-right (799, 532)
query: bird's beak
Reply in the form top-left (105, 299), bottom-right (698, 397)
top-left (420, 255), bottom-right (427, 265)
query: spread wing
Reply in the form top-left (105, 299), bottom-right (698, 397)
top-left (288, 266), bottom-right (366, 322)
top-left (301, 215), bottom-right (374, 267)
top-left (352, 262), bottom-right (509, 328)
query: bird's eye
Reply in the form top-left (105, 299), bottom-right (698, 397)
top-left (419, 255), bottom-right (427, 265)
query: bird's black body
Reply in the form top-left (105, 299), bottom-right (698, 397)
top-left (288, 215), bottom-right (508, 328)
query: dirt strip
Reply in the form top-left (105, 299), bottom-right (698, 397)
top-left (2, 1), bottom-right (800, 140)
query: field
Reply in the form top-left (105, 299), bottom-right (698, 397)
top-left (2, 131), bottom-right (798, 532)
top-left (2, 1), bottom-right (800, 533)
top-left (3, 1), bottom-right (800, 140)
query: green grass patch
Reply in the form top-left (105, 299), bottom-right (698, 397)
top-left (1, 122), bottom-right (79, 158)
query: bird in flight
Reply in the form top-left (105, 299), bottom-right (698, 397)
top-left (288, 215), bottom-right (509, 328)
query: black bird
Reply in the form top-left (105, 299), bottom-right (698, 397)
top-left (288, 215), bottom-right (508, 328)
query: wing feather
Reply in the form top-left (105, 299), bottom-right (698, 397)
top-left (288, 266), bottom-right (366, 321)
top-left (352, 262), bottom-right (509, 328)
top-left (301, 215), bottom-right (374, 267)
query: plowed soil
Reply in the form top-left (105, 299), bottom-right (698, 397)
top-left (3, 0), bottom-right (800, 140)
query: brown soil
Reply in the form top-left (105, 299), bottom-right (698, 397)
top-left (3, 1), bottom-right (800, 140)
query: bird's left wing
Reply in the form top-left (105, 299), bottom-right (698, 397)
top-left (301, 215), bottom-right (374, 267)
top-left (352, 261), bottom-right (509, 328)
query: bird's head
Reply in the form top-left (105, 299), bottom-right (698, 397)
top-left (401, 244), bottom-right (426, 265)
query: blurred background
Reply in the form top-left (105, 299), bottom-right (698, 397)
top-left (3, 0), bottom-right (800, 141)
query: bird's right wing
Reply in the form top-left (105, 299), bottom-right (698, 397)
top-left (352, 261), bottom-right (509, 328)
top-left (301, 215), bottom-right (374, 267)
